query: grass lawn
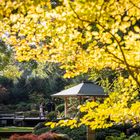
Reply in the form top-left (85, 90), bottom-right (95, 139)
top-left (0, 126), bottom-right (33, 132)
top-left (0, 127), bottom-right (34, 140)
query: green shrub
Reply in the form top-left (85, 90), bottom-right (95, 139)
top-left (111, 123), bottom-right (132, 133)
top-left (95, 123), bottom-right (134, 140)
top-left (34, 122), bottom-right (46, 131)
top-left (95, 131), bottom-right (107, 140)
top-left (51, 125), bottom-right (86, 140)
top-left (0, 104), bottom-right (11, 112)
top-left (105, 133), bottom-right (126, 140)
top-left (56, 104), bottom-right (64, 113)
top-left (105, 133), bottom-right (140, 140)
top-left (0, 103), bottom-right (31, 113)
top-left (16, 103), bottom-right (30, 111)
top-left (24, 110), bottom-right (39, 117)
top-left (46, 111), bottom-right (57, 120)
top-left (95, 129), bottom-right (121, 140)
top-left (34, 127), bottom-right (51, 135)
top-left (34, 125), bottom-right (86, 140)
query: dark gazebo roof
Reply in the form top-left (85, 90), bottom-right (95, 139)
top-left (51, 82), bottom-right (107, 97)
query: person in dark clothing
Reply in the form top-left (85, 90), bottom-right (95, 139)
top-left (46, 101), bottom-right (52, 113)
top-left (51, 99), bottom-right (56, 111)
top-left (46, 99), bottom-right (55, 113)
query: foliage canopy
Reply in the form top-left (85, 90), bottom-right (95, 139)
top-left (0, 0), bottom-right (140, 130)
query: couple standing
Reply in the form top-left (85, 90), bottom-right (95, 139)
top-left (39, 100), bottom-right (55, 118)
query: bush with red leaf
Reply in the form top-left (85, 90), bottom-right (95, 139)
top-left (10, 132), bottom-right (71, 140)
top-left (38, 132), bottom-right (71, 140)
top-left (38, 132), bottom-right (58, 140)
top-left (9, 133), bottom-right (38, 140)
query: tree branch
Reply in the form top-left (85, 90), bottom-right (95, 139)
top-left (130, 0), bottom-right (140, 10)
top-left (68, 2), bottom-right (140, 87)
top-left (96, 22), bottom-right (140, 87)
top-left (106, 48), bottom-right (140, 69)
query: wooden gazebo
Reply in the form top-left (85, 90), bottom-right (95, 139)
top-left (51, 82), bottom-right (107, 117)
top-left (51, 82), bottom-right (107, 140)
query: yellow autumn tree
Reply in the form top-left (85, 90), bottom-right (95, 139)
top-left (0, 0), bottom-right (140, 129)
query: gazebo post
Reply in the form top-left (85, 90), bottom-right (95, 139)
top-left (79, 96), bottom-right (82, 104)
top-left (87, 126), bottom-right (95, 140)
top-left (86, 97), bottom-right (96, 140)
top-left (64, 97), bottom-right (68, 118)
